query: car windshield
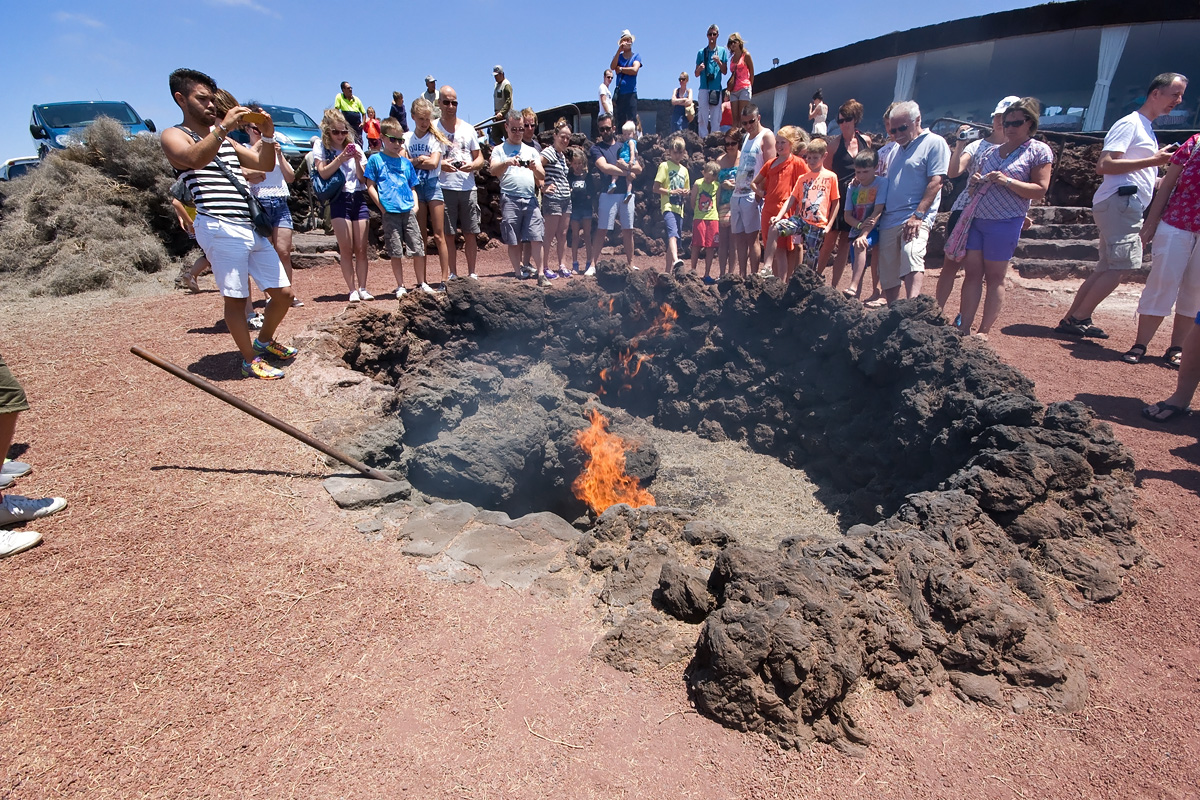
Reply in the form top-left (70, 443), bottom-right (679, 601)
top-left (37, 102), bottom-right (139, 128)
top-left (258, 105), bottom-right (318, 129)
top-left (7, 161), bottom-right (37, 180)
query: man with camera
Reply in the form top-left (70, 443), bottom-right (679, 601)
top-left (490, 110), bottom-right (547, 285)
top-left (1057, 72), bottom-right (1188, 338)
top-left (436, 85), bottom-right (484, 281)
top-left (695, 24), bottom-right (728, 139)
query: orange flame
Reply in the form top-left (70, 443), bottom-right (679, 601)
top-left (572, 409), bottom-right (655, 514)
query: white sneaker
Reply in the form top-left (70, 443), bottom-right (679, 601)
top-left (584, 264), bottom-right (596, 276)
top-left (0, 474), bottom-right (14, 490)
top-left (0, 529), bottom-right (42, 559)
top-left (0, 494), bottom-right (67, 527)
top-left (246, 313), bottom-right (265, 330)
top-left (395, 286), bottom-right (408, 298)
top-left (447, 273), bottom-right (460, 281)
top-left (358, 289), bottom-right (375, 301)
top-left (629, 264), bottom-right (640, 271)
top-left (349, 290), bottom-right (361, 303)
top-left (420, 282), bottom-right (436, 294)
top-left (468, 273), bottom-right (479, 280)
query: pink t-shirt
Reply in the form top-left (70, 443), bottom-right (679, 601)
top-left (1162, 134), bottom-right (1200, 234)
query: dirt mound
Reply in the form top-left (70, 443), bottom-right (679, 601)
top-left (315, 263), bottom-right (1139, 747)
top-left (0, 118), bottom-right (185, 297)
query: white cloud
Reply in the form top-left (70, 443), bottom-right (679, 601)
top-left (54, 11), bottom-right (105, 28)
top-left (204, 0), bottom-right (280, 18)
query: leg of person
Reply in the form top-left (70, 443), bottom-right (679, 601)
top-left (936, 258), bottom-right (961, 311)
top-left (273, 226), bottom-right (298, 305)
top-left (0, 358), bottom-right (63, 550)
top-left (899, 224), bottom-right (929, 300)
top-left (622, 228), bottom-right (636, 267)
top-left (878, 226), bottom-right (905, 305)
top-left (718, 217), bottom-right (731, 276)
top-left (1063, 194), bottom-right (1145, 330)
top-left (704, 246), bottom-right (714, 277)
top-left (351, 216), bottom-right (371, 297)
top-left (829, 232), bottom-right (851, 290)
top-left (593, 194), bottom-right (618, 268)
top-left (402, 210), bottom-right (428, 288)
top-left (390, 258), bottom-right (406, 294)
top-left (976, 258), bottom-right (1011, 335)
top-left (691, 228), bottom-right (701, 272)
top-left (815, 228), bottom-right (839, 281)
top-left (427, 200), bottom-right (449, 284)
top-left (1129, 221), bottom-right (1196, 362)
top-left (616, 194), bottom-right (636, 267)
top-left (332, 217), bottom-right (357, 297)
top-left (248, 231), bottom-right (295, 353)
top-left (957, 245), bottom-right (986, 333)
top-left (1145, 314), bottom-right (1200, 421)
top-left (526, 201), bottom-right (546, 277)
top-left (555, 215), bottom-right (569, 271)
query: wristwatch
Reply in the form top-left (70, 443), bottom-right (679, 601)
top-left (912, 210), bottom-right (927, 221)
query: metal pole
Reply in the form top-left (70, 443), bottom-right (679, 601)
top-left (130, 346), bottom-right (397, 483)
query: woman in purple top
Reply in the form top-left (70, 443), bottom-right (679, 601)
top-left (952, 97), bottom-right (1053, 338)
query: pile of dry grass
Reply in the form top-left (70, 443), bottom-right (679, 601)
top-left (0, 117), bottom-right (190, 297)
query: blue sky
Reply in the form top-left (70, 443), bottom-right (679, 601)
top-left (3, 0), bottom-right (1048, 160)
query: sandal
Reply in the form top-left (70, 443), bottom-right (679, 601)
top-left (1142, 401), bottom-right (1191, 423)
top-left (1122, 344), bottom-right (1147, 364)
top-left (1164, 346), bottom-right (1183, 369)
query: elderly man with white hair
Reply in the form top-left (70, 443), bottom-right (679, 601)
top-left (870, 100), bottom-right (950, 304)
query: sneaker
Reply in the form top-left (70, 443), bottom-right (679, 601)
top-left (544, 269), bottom-right (559, 280)
top-left (1, 460), bottom-right (32, 478)
top-left (246, 313), bottom-right (265, 330)
top-left (518, 266), bottom-right (535, 280)
top-left (447, 273), bottom-right (460, 281)
top-left (624, 192), bottom-right (634, 203)
top-left (572, 261), bottom-right (580, 272)
top-left (0, 474), bottom-right (15, 490)
top-left (468, 273), bottom-right (479, 281)
top-left (558, 265), bottom-right (572, 278)
top-left (537, 274), bottom-right (551, 287)
top-left (395, 286), bottom-right (408, 298)
top-left (291, 297), bottom-right (304, 307)
top-left (437, 283), bottom-right (448, 292)
top-left (702, 276), bottom-right (717, 285)
top-left (358, 289), bottom-right (375, 301)
top-left (241, 356), bottom-right (285, 380)
top-left (584, 264), bottom-right (596, 276)
top-left (349, 290), bottom-right (361, 303)
top-left (178, 272), bottom-right (201, 293)
top-left (0, 529), bottom-right (42, 559)
top-left (0, 494), bottom-right (67, 527)
top-left (420, 282), bottom-right (437, 294)
top-left (1055, 316), bottom-right (1109, 339)
top-left (629, 264), bottom-right (640, 271)
top-left (253, 338), bottom-right (299, 360)
top-left (757, 267), bottom-right (773, 277)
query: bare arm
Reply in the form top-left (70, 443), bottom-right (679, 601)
top-left (743, 53), bottom-right (754, 87)
top-left (760, 129), bottom-right (777, 164)
top-left (984, 160), bottom-right (1051, 201)
top-left (231, 138), bottom-right (275, 173)
top-left (1141, 162), bottom-right (1183, 244)
top-left (823, 135), bottom-right (839, 171)
top-left (824, 199), bottom-right (840, 233)
top-left (593, 155), bottom-right (624, 179)
top-left (278, 145), bottom-right (296, 183)
top-left (1096, 146), bottom-right (1175, 175)
top-left (365, 180), bottom-right (383, 212)
top-left (947, 136), bottom-right (973, 179)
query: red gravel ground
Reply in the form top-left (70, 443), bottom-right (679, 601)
top-left (0, 245), bottom-right (1196, 799)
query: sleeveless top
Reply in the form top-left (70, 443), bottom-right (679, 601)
top-left (734, 127), bottom-right (767, 198)
top-left (831, 132), bottom-right (871, 185)
top-left (730, 54), bottom-right (751, 92)
top-left (811, 103), bottom-right (828, 134)
top-left (174, 131), bottom-right (252, 223)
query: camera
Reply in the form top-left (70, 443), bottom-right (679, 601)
top-left (958, 127), bottom-right (982, 142)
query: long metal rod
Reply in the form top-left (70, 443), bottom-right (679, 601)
top-left (130, 346), bottom-right (397, 483)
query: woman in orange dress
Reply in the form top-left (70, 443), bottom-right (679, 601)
top-left (753, 126), bottom-right (809, 278)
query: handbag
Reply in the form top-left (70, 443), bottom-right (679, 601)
top-left (708, 90), bottom-right (721, 107)
top-left (175, 125), bottom-right (274, 237)
top-left (311, 143), bottom-right (348, 201)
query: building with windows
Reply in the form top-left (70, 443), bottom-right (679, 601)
top-left (755, 0), bottom-right (1197, 135)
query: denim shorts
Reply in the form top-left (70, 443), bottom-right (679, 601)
top-left (331, 190), bottom-right (369, 221)
top-left (415, 181), bottom-right (444, 204)
top-left (663, 210), bottom-right (682, 239)
top-left (965, 216), bottom-right (1024, 262)
top-left (257, 196), bottom-right (293, 230)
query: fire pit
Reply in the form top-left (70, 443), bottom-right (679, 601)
top-left (317, 263), bottom-right (1139, 749)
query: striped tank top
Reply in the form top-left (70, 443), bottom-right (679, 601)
top-left (175, 130), bottom-right (252, 223)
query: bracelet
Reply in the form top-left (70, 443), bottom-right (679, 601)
top-left (261, 135), bottom-right (276, 144)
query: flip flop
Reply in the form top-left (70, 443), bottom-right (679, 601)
top-left (1142, 401), bottom-right (1191, 423)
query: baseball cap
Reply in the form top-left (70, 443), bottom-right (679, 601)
top-left (425, 75), bottom-right (436, 83)
top-left (993, 96), bottom-right (1021, 116)
top-left (493, 65), bottom-right (504, 75)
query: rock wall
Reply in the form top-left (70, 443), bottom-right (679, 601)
top-left (323, 265), bottom-right (1140, 747)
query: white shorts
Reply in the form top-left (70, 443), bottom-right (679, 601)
top-left (878, 224), bottom-right (930, 290)
top-left (730, 194), bottom-right (762, 235)
top-left (1138, 221), bottom-right (1200, 318)
top-left (194, 214), bottom-right (289, 299)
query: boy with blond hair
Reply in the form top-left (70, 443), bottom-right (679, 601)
top-left (654, 136), bottom-right (691, 271)
top-left (364, 116), bottom-right (425, 297)
top-left (691, 161), bottom-right (721, 280)
top-left (769, 136), bottom-right (840, 277)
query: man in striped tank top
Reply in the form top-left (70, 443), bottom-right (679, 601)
top-left (160, 68), bottom-right (298, 380)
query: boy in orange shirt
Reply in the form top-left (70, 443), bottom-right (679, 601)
top-left (754, 126), bottom-right (809, 279)
top-left (767, 137), bottom-right (840, 278)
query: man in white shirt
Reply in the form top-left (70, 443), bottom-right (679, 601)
top-left (436, 86), bottom-right (484, 280)
top-left (599, 70), bottom-right (614, 117)
top-left (1058, 72), bottom-right (1187, 338)
top-left (422, 75), bottom-right (441, 120)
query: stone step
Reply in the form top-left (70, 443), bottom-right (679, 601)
top-left (1020, 223), bottom-right (1098, 240)
top-left (1012, 258), bottom-right (1148, 284)
top-left (1013, 239), bottom-right (1099, 261)
top-left (291, 251), bottom-right (339, 271)
top-left (292, 232), bottom-right (340, 253)
top-left (1026, 206), bottom-right (1093, 225)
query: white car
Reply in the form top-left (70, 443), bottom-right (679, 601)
top-left (0, 157), bottom-right (40, 181)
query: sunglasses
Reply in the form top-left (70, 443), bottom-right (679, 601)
top-left (441, 100), bottom-right (458, 106)
top-left (385, 135), bottom-right (404, 144)
top-left (599, 126), bottom-right (613, 132)
top-left (331, 129), bottom-right (349, 135)
top-left (724, 141), bottom-right (738, 147)
top-left (837, 117), bottom-right (853, 124)
top-left (708, 32), bottom-right (718, 37)
top-left (524, 124), bottom-right (535, 129)
top-left (888, 124), bottom-right (909, 135)
top-left (1002, 118), bottom-right (1029, 128)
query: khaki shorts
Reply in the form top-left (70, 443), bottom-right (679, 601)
top-left (878, 224), bottom-right (930, 291)
top-left (0, 352), bottom-right (30, 415)
top-left (382, 210), bottom-right (424, 259)
top-left (1093, 193), bottom-right (1145, 273)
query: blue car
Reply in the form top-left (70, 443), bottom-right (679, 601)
top-left (30, 101), bottom-right (156, 158)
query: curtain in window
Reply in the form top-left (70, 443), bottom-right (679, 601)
top-left (772, 89), bottom-right (786, 133)
top-left (1083, 26), bottom-right (1130, 132)
top-left (893, 55), bottom-right (918, 102)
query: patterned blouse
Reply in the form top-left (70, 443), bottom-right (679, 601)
top-left (1162, 134), bottom-right (1200, 234)
top-left (971, 139), bottom-right (1054, 220)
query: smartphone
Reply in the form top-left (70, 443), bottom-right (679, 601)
top-left (241, 111), bottom-right (269, 125)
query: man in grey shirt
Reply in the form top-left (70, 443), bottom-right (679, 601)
top-left (873, 101), bottom-right (950, 304)
top-left (422, 75), bottom-right (441, 120)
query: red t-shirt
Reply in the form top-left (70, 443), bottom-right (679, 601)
top-left (1162, 133), bottom-right (1200, 233)
top-left (789, 167), bottom-right (841, 228)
